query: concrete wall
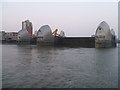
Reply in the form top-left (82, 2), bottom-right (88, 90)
top-left (54, 37), bottom-right (95, 48)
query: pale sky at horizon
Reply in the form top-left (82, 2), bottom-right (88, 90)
top-left (1, 2), bottom-right (118, 37)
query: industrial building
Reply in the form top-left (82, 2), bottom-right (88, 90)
top-left (18, 20), bottom-right (33, 42)
top-left (110, 29), bottom-right (116, 47)
top-left (0, 31), bottom-right (18, 41)
top-left (22, 20), bottom-right (33, 35)
top-left (0, 31), bottom-right (6, 41)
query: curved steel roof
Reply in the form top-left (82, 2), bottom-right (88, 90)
top-left (97, 21), bottom-right (111, 35)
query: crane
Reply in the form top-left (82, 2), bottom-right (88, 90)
top-left (52, 29), bottom-right (60, 36)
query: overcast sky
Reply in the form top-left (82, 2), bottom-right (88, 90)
top-left (1, 2), bottom-right (118, 37)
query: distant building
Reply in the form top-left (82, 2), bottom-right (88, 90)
top-left (22, 20), bottom-right (33, 35)
top-left (4, 32), bottom-right (18, 41)
top-left (0, 31), bottom-right (6, 41)
top-left (110, 29), bottom-right (116, 47)
top-left (18, 20), bottom-right (33, 42)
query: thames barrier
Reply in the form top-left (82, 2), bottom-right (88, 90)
top-left (0, 20), bottom-right (117, 48)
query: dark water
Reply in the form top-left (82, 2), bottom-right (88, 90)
top-left (2, 44), bottom-right (118, 88)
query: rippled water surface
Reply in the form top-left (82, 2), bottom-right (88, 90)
top-left (2, 44), bottom-right (118, 88)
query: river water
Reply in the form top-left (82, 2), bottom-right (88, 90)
top-left (2, 44), bottom-right (118, 88)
